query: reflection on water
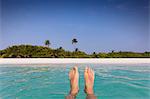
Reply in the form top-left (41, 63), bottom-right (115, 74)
top-left (0, 64), bottom-right (150, 99)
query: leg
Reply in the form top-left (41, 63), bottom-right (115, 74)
top-left (84, 67), bottom-right (97, 99)
top-left (66, 66), bottom-right (79, 99)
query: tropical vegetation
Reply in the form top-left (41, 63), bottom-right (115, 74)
top-left (0, 45), bottom-right (149, 58)
top-left (45, 40), bottom-right (50, 47)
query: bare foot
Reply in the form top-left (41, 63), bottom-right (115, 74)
top-left (84, 67), bottom-right (95, 95)
top-left (69, 66), bottom-right (79, 95)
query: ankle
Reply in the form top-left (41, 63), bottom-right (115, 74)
top-left (70, 88), bottom-right (79, 96)
top-left (85, 88), bottom-right (94, 95)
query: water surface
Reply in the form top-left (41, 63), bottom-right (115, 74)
top-left (0, 64), bottom-right (150, 99)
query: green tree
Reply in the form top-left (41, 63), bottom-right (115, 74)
top-left (45, 40), bottom-right (50, 47)
top-left (92, 52), bottom-right (99, 58)
top-left (112, 50), bottom-right (114, 53)
top-left (93, 52), bottom-right (96, 55)
top-left (59, 46), bottom-right (63, 50)
top-left (75, 48), bottom-right (79, 52)
top-left (0, 45), bottom-right (150, 58)
top-left (72, 38), bottom-right (78, 51)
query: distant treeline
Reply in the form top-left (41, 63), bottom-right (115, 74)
top-left (0, 45), bottom-right (149, 58)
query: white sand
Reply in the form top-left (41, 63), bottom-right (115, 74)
top-left (0, 58), bottom-right (150, 65)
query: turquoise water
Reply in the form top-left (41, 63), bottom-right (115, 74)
top-left (0, 64), bottom-right (150, 99)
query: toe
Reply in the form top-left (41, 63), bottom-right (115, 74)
top-left (74, 66), bottom-right (78, 73)
top-left (90, 68), bottom-right (95, 79)
top-left (69, 68), bottom-right (75, 79)
top-left (87, 67), bottom-right (90, 73)
top-left (84, 67), bottom-right (88, 77)
top-left (85, 67), bottom-right (88, 73)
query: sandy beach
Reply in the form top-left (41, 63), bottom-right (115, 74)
top-left (0, 58), bottom-right (150, 65)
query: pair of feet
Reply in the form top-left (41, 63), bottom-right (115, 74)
top-left (69, 66), bottom-right (95, 96)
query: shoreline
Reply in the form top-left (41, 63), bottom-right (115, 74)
top-left (0, 58), bottom-right (150, 65)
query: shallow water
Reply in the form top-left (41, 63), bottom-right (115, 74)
top-left (0, 64), bottom-right (150, 99)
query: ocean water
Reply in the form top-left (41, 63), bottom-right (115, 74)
top-left (0, 64), bottom-right (150, 99)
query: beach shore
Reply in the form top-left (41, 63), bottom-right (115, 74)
top-left (0, 58), bottom-right (150, 65)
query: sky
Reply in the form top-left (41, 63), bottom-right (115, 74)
top-left (0, 0), bottom-right (149, 53)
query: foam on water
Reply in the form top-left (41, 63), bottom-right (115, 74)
top-left (0, 64), bottom-right (150, 99)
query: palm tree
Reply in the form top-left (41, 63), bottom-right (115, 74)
top-left (93, 52), bottom-right (96, 55)
top-left (75, 48), bottom-right (79, 52)
top-left (59, 46), bottom-right (63, 50)
top-left (45, 40), bottom-right (50, 47)
top-left (72, 38), bottom-right (78, 51)
top-left (112, 50), bottom-right (114, 53)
